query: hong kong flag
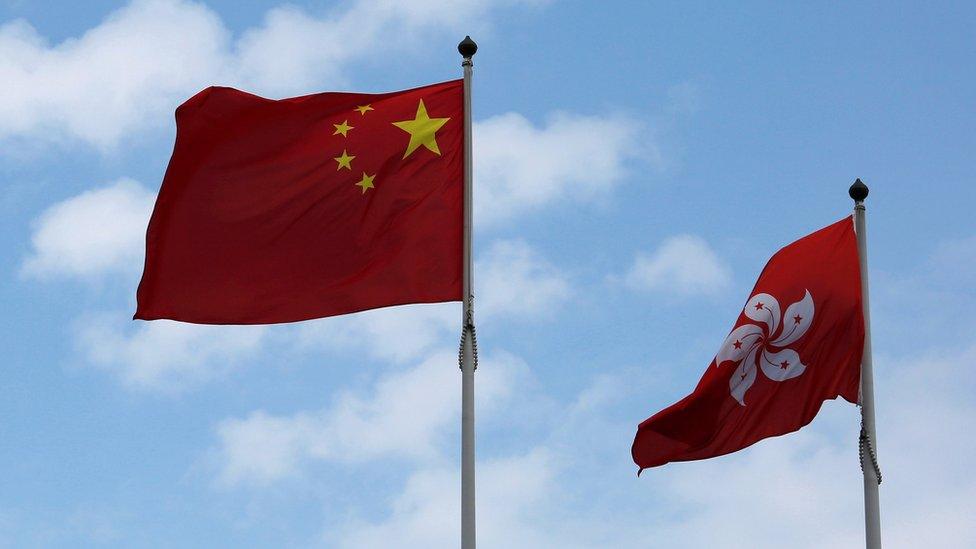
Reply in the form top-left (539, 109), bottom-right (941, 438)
top-left (632, 217), bottom-right (865, 471)
top-left (135, 80), bottom-right (463, 324)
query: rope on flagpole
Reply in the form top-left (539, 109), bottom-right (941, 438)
top-left (458, 295), bottom-right (479, 371)
top-left (859, 411), bottom-right (883, 484)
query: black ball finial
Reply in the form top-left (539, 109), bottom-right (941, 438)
top-left (458, 35), bottom-right (477, 58)
top-left (849, 178), bottom-right (869, 202)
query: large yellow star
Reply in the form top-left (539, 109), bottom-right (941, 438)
top-left (355, 172), bottom-right (376, 194)
top-left (333, 120), bottom-right (353, 137)
top-left (392, 99), bottom-right (450, 159)
top-left (334, 149), bottom-right (355, 170)
top-left (354, 104), bottom-right (373, 115)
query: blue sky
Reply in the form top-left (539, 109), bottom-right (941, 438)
top-left (1, 1), bottom-right (974, 547)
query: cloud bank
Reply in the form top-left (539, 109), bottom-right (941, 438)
top-left (475, 112), bottom-right (642, 225)
top-left (214, 350), bottom-right (524, 487)
top-left (0, 0), bottom-right (543, 149)
top-left (21, 178), bottom-right (154, 279)
top-left (624, 234), bottom-right (732, 296)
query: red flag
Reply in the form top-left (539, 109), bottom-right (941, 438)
top-left (632, 217), bottom-right (864, 471)
top-left (135, 80), bottom-right (463, 324)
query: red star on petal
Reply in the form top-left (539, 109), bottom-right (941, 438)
top-left (733, 340), bottom-right (743, 349)
top-left (793, 315), bottom-right (803, 324)
top-left (779, 360), bottom-right (790, 369)
top-left (754, 302), bottom-right (764, 311)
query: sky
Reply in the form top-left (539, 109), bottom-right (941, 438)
top-left (1, 1), bottom-right (974, 547)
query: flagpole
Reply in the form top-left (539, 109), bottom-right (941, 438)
top-left (850, 178), bottom-right (882, 549)
top-left (458, 35), bottom-right (478, 549)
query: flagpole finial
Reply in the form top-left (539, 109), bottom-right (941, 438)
top-left (849, 178), bottom-right (869, 202)
top-left (458, 36), bottom-right (478, 59)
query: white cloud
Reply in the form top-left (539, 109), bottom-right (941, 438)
top-left (322, 340), bottom-right (976, 549)
top-left (623, 234), bottom-right (731, 296)
top-left (475, 239), bottom-right (572, 318)
top-left (475, 112), bottom-right (643, 225)
top-left (213, 349), bottom-right (523, 487)
top-left (327, 375), bottom-right (622, 549)
top-left (654, 430), bottom-right (864, 547)
top-left (208, 239), bottom-right (568, 485)
top-left (74, 313), bottom-right (267, 392)
top-left (639, 344), bottom-right (976, 548)
top-left (0, 0), bottom-right (541, 149)
top-left (872, 344), bottom-right (976, 548)
top-left (334, 449), bottom-right (560, 548)
top-left (0, 0), bottom-right (229, 148)
top-left (21, 178), bottom-right (155, 279)
top-left (233, 0), bottom-right (540, 96)
top-left (212, 409), bottom-right (317, 487)
top-left (297, 303), bottom-right (457, 364)
top-left (297, 239), bottom-right (570, 363)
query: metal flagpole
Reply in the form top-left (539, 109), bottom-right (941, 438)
top-left (850, 178), bottom-right (882, 549)
top-left (458, 35), bottom-right (478, 549)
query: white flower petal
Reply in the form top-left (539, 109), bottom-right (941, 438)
top-left (729, 346), bottom-right (759, 406)
top-left (744, 293), bottom-right (780, 336)
top-left (770, 290), bottom-right (815, 347)
top-left (759, 348), bottom-right (807, 382)
top-left (715, 324), bottom-right (763, 366)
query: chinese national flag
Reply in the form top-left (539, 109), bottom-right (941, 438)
top-left (135, 80), bottom-right (463, 324)
top-left (632, 217), bottom-right (864, 471)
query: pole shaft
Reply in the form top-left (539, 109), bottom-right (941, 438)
top-left (460, 54), bottom-right (476, 549)
top-left (854, 203), bottom-right (882, 549)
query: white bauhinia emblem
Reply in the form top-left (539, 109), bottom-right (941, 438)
top-left (716, 290), bottom-right (815, 406)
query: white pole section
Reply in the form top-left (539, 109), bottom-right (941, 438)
top-left (850, 178), bottom-right (882, 549)
top-left (458, 35), bottom-right (478, 549)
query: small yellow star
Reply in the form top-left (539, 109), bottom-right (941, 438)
top-left (355, 172), bottom-right (376, 194)
top-left (354, 104), bottom-right (374, 115)
top-left (392, 99), bottom-right (450, 158)
top-left (334, 150), bottom-right (355, 170)
top-left (333, 120), bottom-right (353, 137)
